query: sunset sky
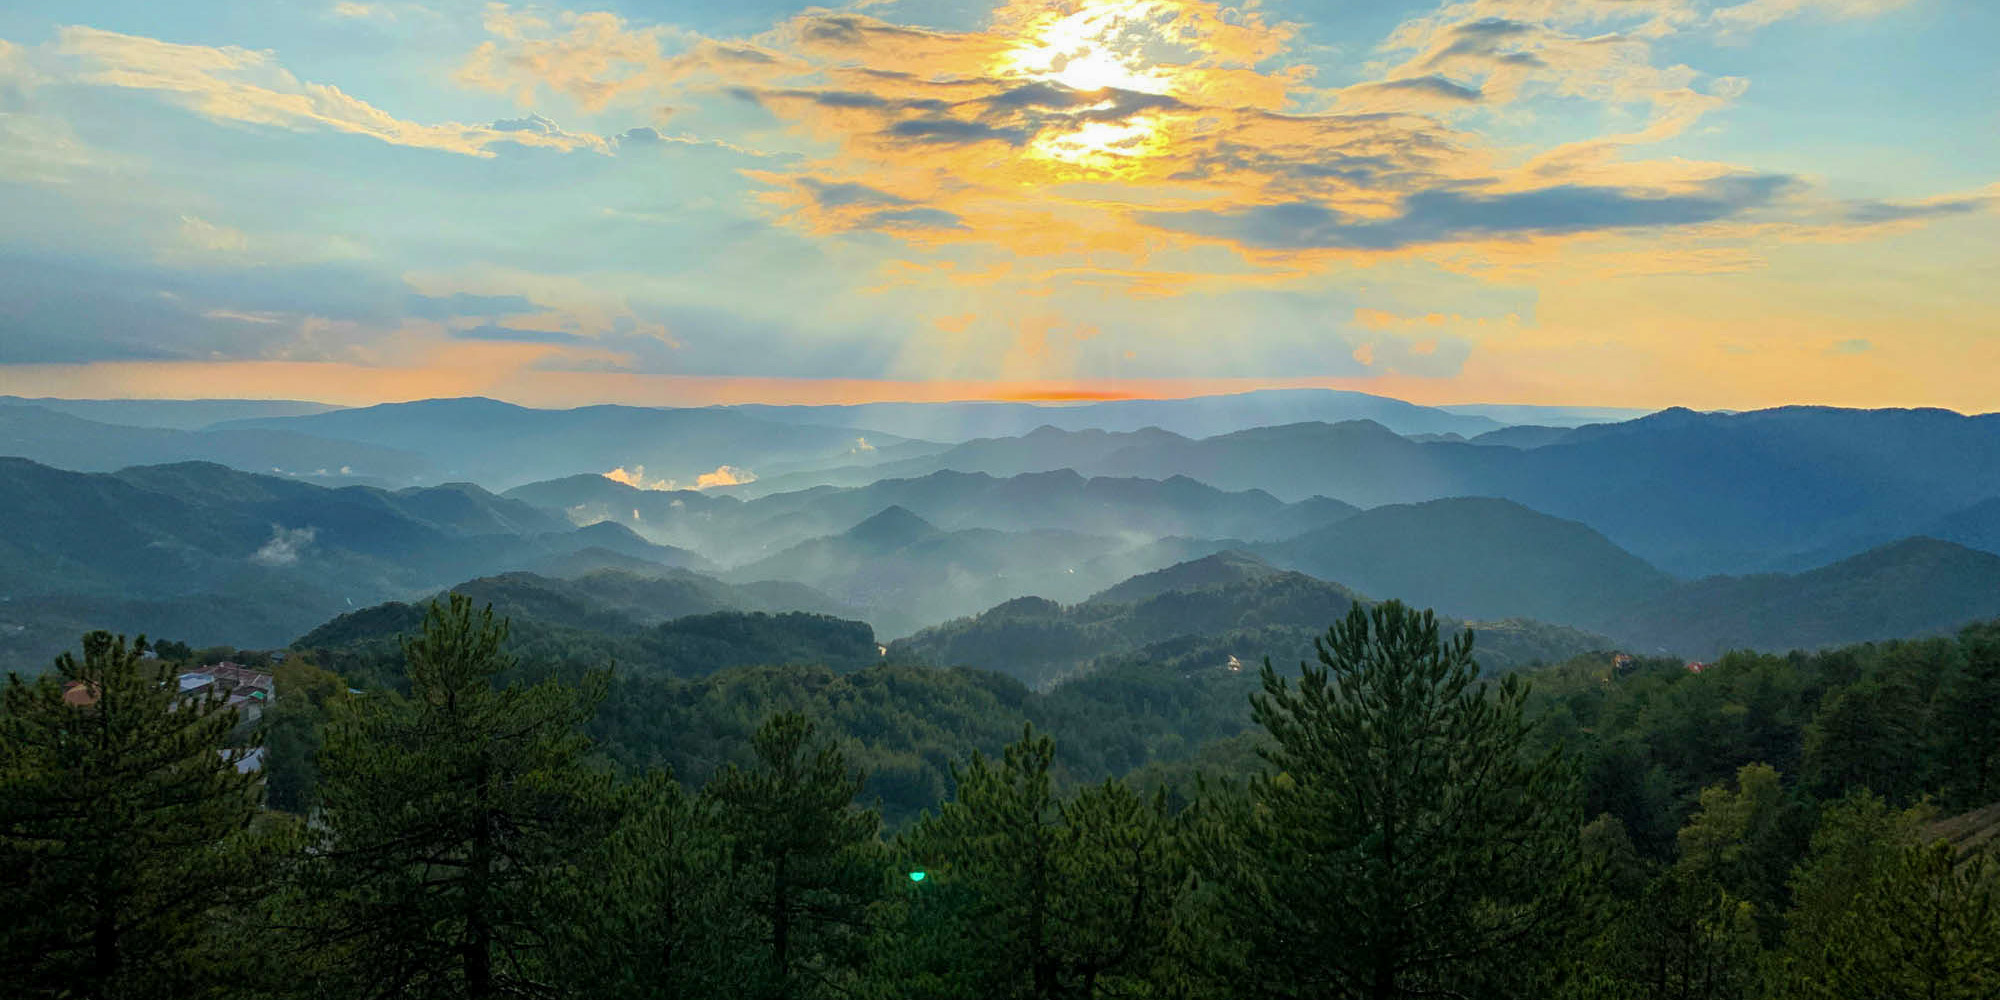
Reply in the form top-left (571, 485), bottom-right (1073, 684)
top-left (1, 0), bottom-right (1995, 411)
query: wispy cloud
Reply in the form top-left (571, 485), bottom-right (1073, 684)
top-left (56, 25), bottom-right (611, 157)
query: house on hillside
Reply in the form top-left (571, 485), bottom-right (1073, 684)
top-left (176, 662), bottom-right (276, 725)
top-left (61, 680), bottom-right (99, 707)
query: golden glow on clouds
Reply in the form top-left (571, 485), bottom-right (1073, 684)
top-left (999, 1), bottom-right (1177, 93)
top-left (0, 0), bottom-right (1994, 410)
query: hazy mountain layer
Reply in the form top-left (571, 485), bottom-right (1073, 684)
top-left (0, 459), bottom-right (785, 667)
top-left (216, 397), bottom-right (916, 491)
top-left (0, 396), bottom-right (339, 430)
top-left (0, 404), bottom-right (425, 483)
top-left (506, 466), bottom-right (1356, 566)
top-left (800, 407), bottom-right (2000, 576)
top-left (1255, 497), bottom-right (1676, 629)
top-left (723, 388), bottom-right (1519, 442)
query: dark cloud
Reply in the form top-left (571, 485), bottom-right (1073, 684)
top-left (1427, 17), bottom-right (1540, 67)
top-left (1141, 174), bottom-right (1797, 250)
top-left (616, 126), bottom-right (664, 145)
top-left (809, 90), bottom-right (890, 109)
top-left (451, 324), bottom-right (586, 344)
top-left (799, 178), bottom-right (909, 208)
top-left (1360, 75), bottom-right (1483, 103)
top-left (886, 118), bottom-right (1030, 145)
top-left (1843, 198), bottom-right (1986, 225)
top-left (797, 13), bottom-right (938, 48)
top-left (711, 44), bottom-right (777, 65)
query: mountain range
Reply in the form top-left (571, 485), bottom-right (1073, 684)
top-left (505, 466), bottom-right (1356, 566)
top-left (0, 459), bottom-right (826, 667)
top-left (722, 388), bottom-right (1640, 442)
top-left (0, 403), bottom-right (426, 483)
top-left (757, 407), bottom-right (2000, 577)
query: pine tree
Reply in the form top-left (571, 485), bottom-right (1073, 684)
top-left (705, 711), bottom-right (882, 1000)
top-left (896, 728), bottom-right (1065, 1000)
top-left (1192, 601), bottom-right (1581, 999)
top-left (1777, 793), bottom-right (2000, 999)
top-left (548, 769), bottom-right (756, 999)
top-left (881, 727), bottom-right (1184, 1000)
top-left (1937, 622), bottom-right (2000, 808)
top-left (301, 595), bottom-right (619, 999)
top-left (0, 631), bottom-right (277, 999)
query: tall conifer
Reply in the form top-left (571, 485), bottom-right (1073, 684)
top-left (706, 711), bottom-right (882, 1000)
top-left (1193, 601), bottom-right (1580, 999)
top-left (303, 595), bottom-right (618, 999)
top-left (0, 631), bottom-right (274, 999)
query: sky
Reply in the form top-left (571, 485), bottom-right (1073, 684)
top-left (0, 0), bottom-right (1995, 411)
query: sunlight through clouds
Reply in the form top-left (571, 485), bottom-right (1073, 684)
top-left (0, 0), bottom-right (1992, 409)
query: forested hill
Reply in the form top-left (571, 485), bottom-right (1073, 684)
top-left (291, 570), bottom-right (877, 690)
top-left (888, 553), bottom-right (1613, 687)
top-left (1603, 536), bottom-right (2000, 657)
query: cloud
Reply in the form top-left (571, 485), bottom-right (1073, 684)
top-left (604, 465), bottom-right (673, 490)
top-left (330, 2), bottom-right (390, 20)
top-left (601, 463), bottom-right (754, 490)
top-left (693, 465), bottom-right (755, 489)
top-left (1710, 0), bottom-right (1920, 32)
top-left (1141, 174), bottom-right (1798, 251)
top-left (457, 7), bottom-right (797, 112)
top-left (177, 214), bottom-right (249, 253)
top-left (1842, 197), bottom-right (1990, 226)
top-left (1829, 338), bottom-right (1873, 354)
top-left (885, 117), bottom-right (1031, 146)
top-left (1344, 74), bottom-right (1485, 106)
top-left (799, 178), bottom-right (910, 208)
top-left (55, 26), bottom-right (609, 157)
top-left (251, 525), bottom-right (316, 566)
top-left (441, 0), bottom-right (1923, 298)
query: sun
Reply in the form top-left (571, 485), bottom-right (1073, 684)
top-left (999, 1), bottom-right (1177, 94)
top-left (996, 1), bottom-right (1185, 170)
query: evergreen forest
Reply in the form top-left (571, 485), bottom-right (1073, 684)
top-left (4, 595), bottom-right (1999, 999)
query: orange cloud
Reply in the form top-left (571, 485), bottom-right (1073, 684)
top-left (451, 0), bottom-right (1938, 311)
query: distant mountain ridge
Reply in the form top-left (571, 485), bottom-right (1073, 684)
top-left (216, 397), bottom-right (923, 491)
top-left (0, 403), bottom-right (425, 482)
top-left (722, 388), bottom-right (1636, 442)
top-left (810, 406), bottom-right (2000, 576)
top-left (0, 396), bottom-right (338, 430)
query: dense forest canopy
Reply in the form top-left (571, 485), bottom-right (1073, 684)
top-left (4, 593), bottom-right (1997, 997)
